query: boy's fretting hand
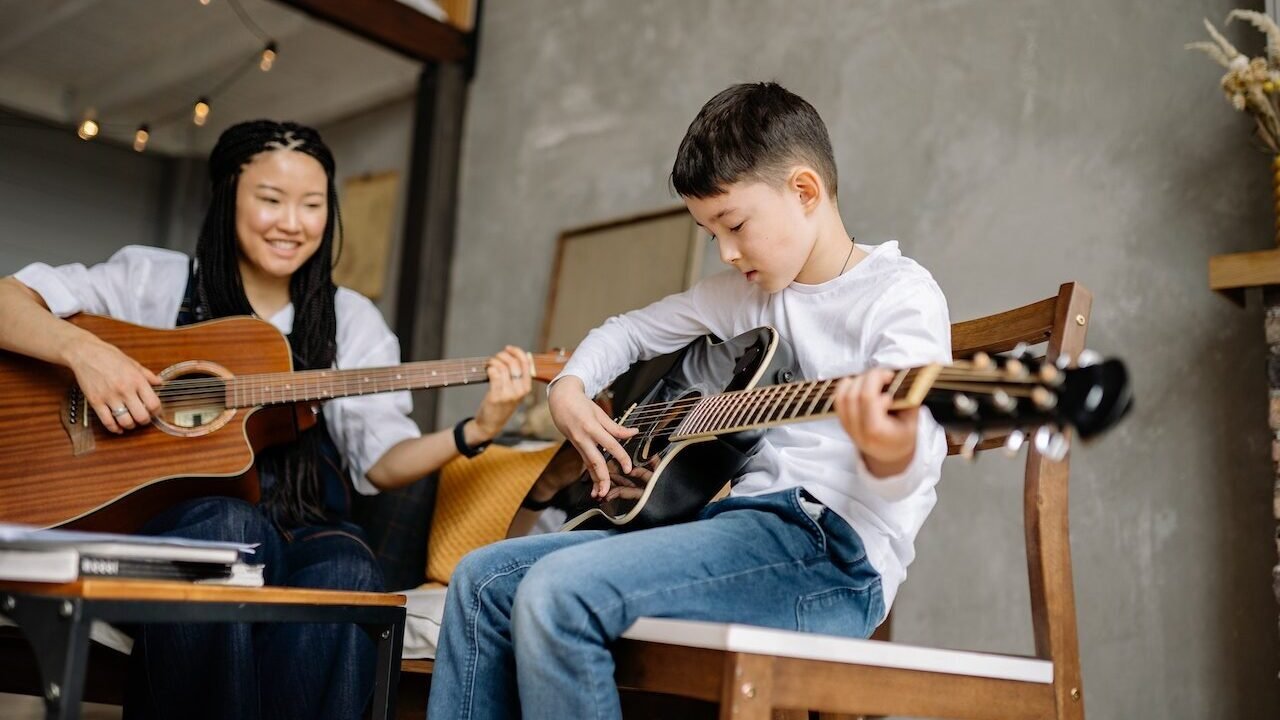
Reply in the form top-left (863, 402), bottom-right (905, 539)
top-left (834, 368), bottom-right (918, 478)
top-left (548, 376), bottom-right (639, 499)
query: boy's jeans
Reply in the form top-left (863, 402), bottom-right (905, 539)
top-left (427, 487), bottom-right (885, 720)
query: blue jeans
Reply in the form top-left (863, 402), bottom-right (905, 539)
top-left (427, 487), bottom-right (884, 720)
top-left (122, 497), bottom-right (385, 720)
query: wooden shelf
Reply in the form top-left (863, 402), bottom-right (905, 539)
top-left (275, 0), bottom-right (470, 64)
top-left (1208, 248), bottom-right (1280, 306)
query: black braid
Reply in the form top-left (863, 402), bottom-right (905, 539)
top-left (195, 120), bottom-right (345, 528)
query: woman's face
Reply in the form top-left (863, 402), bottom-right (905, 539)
top-left (234, 149), bottom-right (329, 279)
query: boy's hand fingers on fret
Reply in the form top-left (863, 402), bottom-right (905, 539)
top-left (834, 376), bottom-right (862, 439)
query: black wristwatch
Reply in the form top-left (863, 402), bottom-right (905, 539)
top-left (521, 493), bottom-right (556, 511)
top-left (453, 417), bottom-right (492, 458)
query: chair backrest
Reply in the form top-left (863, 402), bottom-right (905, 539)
top-left (946, 281), bottom-right (1090, 717)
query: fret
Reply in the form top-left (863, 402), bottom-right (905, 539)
top-left (723, 389), bottom-right (753, 430)
top-left (689, 397), bottom-right (717, 435)
top-left (776, 383), bottom-right (804, 422)
top-left (706, 394), bottom-right (735, 434)
top-left (787, 383), bottom-right (814, 420)
top-left (758, 384), bottom-right (786, 424)
top-left (739, 387), bottom-right (769, 428)
top-left (819, 384), bottom-right (838, 414)
top-left (807, 379), bottom-right (832, 416)
top-left (679, 399), bottom-right (706, 435)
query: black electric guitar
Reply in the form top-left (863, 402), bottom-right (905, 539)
top-left (549, 326), bottom-right (1131, 532)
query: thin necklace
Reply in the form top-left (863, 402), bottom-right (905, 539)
top-left (838, 237), bottom-right (856, 276)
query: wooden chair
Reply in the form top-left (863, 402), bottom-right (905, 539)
top-left (612, 281), bottom-right (1093, 720)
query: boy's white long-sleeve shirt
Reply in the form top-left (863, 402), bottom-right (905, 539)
top-left (556, 241), bottom-right (951, 612)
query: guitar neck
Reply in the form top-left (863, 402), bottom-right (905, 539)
top-left (669, 366), bottom-right (941, 440)
top-left (224, 358), bottom-right (493, 408)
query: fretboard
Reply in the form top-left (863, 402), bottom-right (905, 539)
top-left (224, 358), bottom-right (493, 408)
top-left (671, 367), bottom-right (934, 439)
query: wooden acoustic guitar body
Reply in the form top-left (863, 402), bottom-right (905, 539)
top-left (0, 314), bottom-right (305, 530)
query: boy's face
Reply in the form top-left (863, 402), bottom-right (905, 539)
top-left (684, 179), bottom-right (815, 293)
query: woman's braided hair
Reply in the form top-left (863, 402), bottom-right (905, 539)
top-left (196, 120), bottom-right (344, 528)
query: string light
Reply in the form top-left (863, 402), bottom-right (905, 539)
top-left (74, 0), bottom-right (273, 146)
top-left (192, 97), bottom-right (210, 126)
top-left (260, 41), bottom-right (277, 72)
top-left (76, 109), bottom-right (99, 141)
top-left (133, 125), bottom-right (150, 152)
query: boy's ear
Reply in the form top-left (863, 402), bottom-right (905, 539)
top-left (789, 167), bottom-right (823, 214)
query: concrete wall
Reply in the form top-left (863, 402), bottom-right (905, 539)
top-left (316, 95), bottom-right (416, 325)
top-left (443, 0), bottom-right (1280, 716)
top-left (0, 109), bottom-right (171, 275)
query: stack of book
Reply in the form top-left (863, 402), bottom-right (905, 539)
top-left (0, 523), bottom-right (264, 586)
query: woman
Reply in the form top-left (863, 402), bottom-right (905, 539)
top-left (0, 120), bottom-right (532, 719)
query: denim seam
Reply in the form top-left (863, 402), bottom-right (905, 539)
top-left (461, 560), bottom-right (535, 718)
top-left (787, 487), bottom-right (828, 559)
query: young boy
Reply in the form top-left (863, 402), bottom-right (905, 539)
top-left (426, 82), bottom-right (952, 720)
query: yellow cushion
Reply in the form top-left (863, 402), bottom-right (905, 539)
top-left (425, 445), bottom-right (560, 585)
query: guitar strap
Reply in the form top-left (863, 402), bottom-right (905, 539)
top-left (175, 259), bottom-right (354, 521)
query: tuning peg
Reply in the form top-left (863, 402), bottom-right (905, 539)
top-left (1054, 353), bottom-right (1072, 370)
top-left (971, 351), bottom-right (992, 369)
top-left (991, 390), bottom-right (1016, 414)
top-left (1038, 363), bottom-right (1063, 387)
top-left (1076, 349), bottom-right (1101, 368)
top-left (960, 431), bottom-right (982, 460)
top-left (1031, 387), bottom-right (1058, 411)
top-left (953, 393), bottom-right (978, 417)
top-left (1004, 358), bottom-right (1029, 379)
top-left (1011, 342), bottom-right (1030, 359)
top-left (1033, 425), bottom-right (1069, 461)
top-left (1003, 429), bottom-right (1026, 457)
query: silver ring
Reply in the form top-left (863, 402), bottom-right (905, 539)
top-left (510, 371), bottom-right (523, 380)
top-left (111, 406), bottom-right (129, 418)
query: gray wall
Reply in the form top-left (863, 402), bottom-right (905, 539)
top-left (443, 0), bottom-right (1280, 716)
top-left (0, 109), bottom-right (172, 275)
top-left (317, 95), bottom-right (416, 325)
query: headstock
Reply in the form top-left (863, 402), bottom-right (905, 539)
top-left (529, 350), bottom-right (573, 383)
top-left (910, 346), bottom-right (1132, 461)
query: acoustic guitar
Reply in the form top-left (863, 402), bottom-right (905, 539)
top-left (0, 314), bottom-right (568, 530)
top-left (550, 326), bottom-right (1131, 532)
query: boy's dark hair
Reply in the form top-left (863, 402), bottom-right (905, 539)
top-left (671, 82), bottom-right (837, 199)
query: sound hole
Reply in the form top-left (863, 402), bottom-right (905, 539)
top-left (157, 371), bottom-right (228, 430)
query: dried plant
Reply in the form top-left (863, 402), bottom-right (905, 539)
top-left (1188, 11), bottom-right (1280, 152)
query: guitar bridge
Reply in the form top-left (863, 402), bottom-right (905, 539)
top-left (61, 385), bottom-right (96, 456)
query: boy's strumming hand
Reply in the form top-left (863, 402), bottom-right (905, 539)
top-left (834, 368), bottom-right (918, 478)
top-left (548, 376), bottom-right (638, 499)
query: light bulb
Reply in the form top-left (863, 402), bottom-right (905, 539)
top-left (260, 42), bottom-right (277, 72)
top-left (133, 125), bottom-right (150, 152)
top-left (193, 98), bottom-right (210, 126)
top-left (76, 116), bottom-right (99, 141)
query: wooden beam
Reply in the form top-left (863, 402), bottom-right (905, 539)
top-left (273, 0), bottom-right (468, 63)
top-left (1208, 247), bottom-right (1280, 306)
